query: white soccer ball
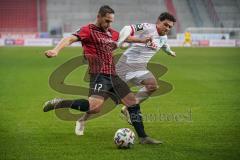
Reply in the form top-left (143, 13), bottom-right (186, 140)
top-left (114, 128), bottom-right (135, 149)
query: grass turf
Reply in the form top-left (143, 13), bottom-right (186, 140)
top-left (0, 47), bottom-right (239, 160)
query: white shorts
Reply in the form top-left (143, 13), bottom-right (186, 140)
top-left (116, 55), bottom-right (155, 85)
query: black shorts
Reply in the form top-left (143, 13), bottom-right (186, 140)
top-left (89, 73), bottom-right (131, 104)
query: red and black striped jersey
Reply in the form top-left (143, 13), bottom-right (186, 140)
top-left (73, 24), bottom-right (119, 75)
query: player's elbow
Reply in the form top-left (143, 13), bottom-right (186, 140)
top-left (64, 36), bottom-right (78, 45)
top-left (146, 84), bottom-right (158, 93)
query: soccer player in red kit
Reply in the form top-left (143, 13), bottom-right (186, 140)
top-left (43, 5), bottom-right (161, 144)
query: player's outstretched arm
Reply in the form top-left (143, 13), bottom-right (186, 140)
top-left (162, 43), bottom-right (176, 57)
top-left (125, 36), bottom-right (152, 44)
top-left (44, 35), bottom-right (78, 58)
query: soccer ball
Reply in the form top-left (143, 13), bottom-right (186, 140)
top-left (114, 128), bottom-right (135, 149)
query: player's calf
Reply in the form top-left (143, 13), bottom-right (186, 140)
top-left (43, 98), bottom-right (89, 112)
top-left (127, 104), bottom-right (147, 138)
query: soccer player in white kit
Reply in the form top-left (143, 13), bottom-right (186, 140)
top-left (116, 12), bottom-right (176, 124)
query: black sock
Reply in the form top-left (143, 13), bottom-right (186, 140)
top-left (71, 99), bottom-right (89, 111)
top-left (56, 99), bottom-right (89, 112)
top-left (127, 104), bottom-right (147, 138)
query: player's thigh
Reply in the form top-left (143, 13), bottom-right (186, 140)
top-left (112, 76), bottom-right (137, 106)
top-left (88, 74), bottom-right (111, 113)
top-left (89, 74), bottom-right (112, 97)
top-left (116, 57), bottom-right (130, 83)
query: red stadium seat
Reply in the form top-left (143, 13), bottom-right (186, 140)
top-left (0, 0), bottom-right (47, 32)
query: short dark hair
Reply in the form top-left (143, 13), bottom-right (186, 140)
top-left (158, 12), bottom-right (176, 22)
top-left (98, 5), bottom-right (115, 17)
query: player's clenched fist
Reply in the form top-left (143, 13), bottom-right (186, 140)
top-left (45, 50), bottom-right (58, 58)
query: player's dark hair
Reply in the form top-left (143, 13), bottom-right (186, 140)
top-left (98, 5), bottom-right (115, 17)
top-left (158, 12), bottom-right (176, 22)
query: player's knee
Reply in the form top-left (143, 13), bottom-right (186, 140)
top-left (88, 96), bottom-right (104, 114)
top-left (146, 84), bottom-right (158, 92)
top-left (88, 102), bottom-right (102, 114)
top-left (122, 93), bottom-right (138, 106)
top-left (88, 105), bottom-right (101, 114)
top-left (125, 98), bottom-right (138, 106)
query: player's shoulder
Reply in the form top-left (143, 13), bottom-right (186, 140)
top-left (131, 23), bottom-right (155, 33)
top-left (144, 23), bottom-right (155, 27)
top-left (142, 23), bottom-right (155, 28)
top-left (80, 24), bottom-right (91, 32)
top-left (108, 28), bottom-right (119, 34)
top-left (73, 24), bottom-right (91, 40)
top-left (108, 28), bottom-right (119, 41)
top-left (141, 23), bottom-right (156, 31)
top-left (74, 24), bottom-right (91, 34)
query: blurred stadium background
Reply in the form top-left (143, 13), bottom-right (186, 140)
top-left (0, 1), bottom-right (240, 160)
top-left (0, 0), bottom-right (240, 46)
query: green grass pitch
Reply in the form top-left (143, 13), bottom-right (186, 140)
top-left (0, 47), bottom-right (239, 160)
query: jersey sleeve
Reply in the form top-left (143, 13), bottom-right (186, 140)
top-left (130, 23), bottom-right (150, 35)
top-left (159, 36), bottom-right (173, 55)
top-left (162, 43), bottom-right (174, 55)
top-left (117, 25), bottom-right (132, 47)
top-left (72, 25), bottom-right (90, 41)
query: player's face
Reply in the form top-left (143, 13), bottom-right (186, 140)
top-left (97, 13), bottom-right (114, 30)
top-left (156, 19), bottom-right (174, 36)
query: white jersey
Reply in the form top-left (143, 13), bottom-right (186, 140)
top-left (123, 23), bottom-right (172, 64)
